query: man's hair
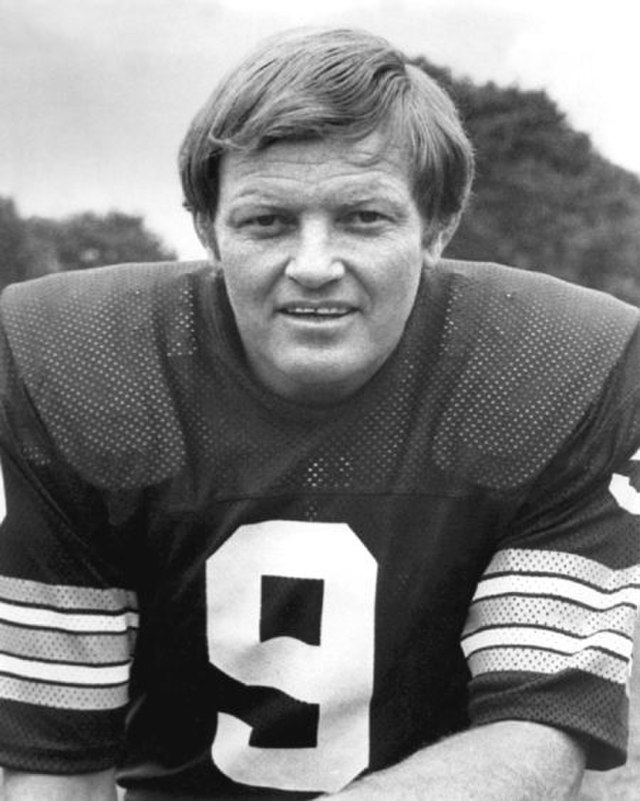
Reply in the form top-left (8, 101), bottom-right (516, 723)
top-left (179, 28), bottom-right (474, 229)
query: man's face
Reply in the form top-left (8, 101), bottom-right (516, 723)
top-left (211, 131), bottom-right (443, 404)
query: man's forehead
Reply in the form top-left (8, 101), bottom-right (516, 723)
top-left (218, 131), bottom-right (412, 193)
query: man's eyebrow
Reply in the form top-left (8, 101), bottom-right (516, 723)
top-left (333, 185), bottom-right (410, 213)
top-left (225, 184), bottom-right (293, 203)
top-left (337, 187), bottom-right (403, 205)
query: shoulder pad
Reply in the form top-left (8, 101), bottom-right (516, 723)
top-left (0, 262), bottom-right (211, 488)
top-left (431, 261), bottom-right (640, 488)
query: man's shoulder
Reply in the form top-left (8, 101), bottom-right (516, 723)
top-left (0, 260), bottom-right (213, 375)
top-left (1, 259), bottom-right (211, 317)
top-left (427, 260), bottom-right (640, 488)
top-left (433, 258), bottom-right (640, 356)
top-left (436, 258), bottom-right (639, 327)
top-left (0, 261), bottom-right (215, 488)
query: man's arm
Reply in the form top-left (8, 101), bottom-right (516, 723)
top-left (3, 769), bottom-right (118, 801)
top-left (329, 720), bottom-right (585, 800)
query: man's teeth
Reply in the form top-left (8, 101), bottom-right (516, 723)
top-left (287, 307), bottom-right (349, 316)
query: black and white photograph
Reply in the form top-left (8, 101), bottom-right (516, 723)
top-left (1, 1), bottom-right (639, 798)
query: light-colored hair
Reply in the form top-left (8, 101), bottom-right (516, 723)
top-left (179, 28), bottom-right (474, 229)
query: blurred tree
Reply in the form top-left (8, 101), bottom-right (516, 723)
top-left (0, 198), bottom-right (34, 290)
top-left (0, 200), bottom-right (176, 290)
top-left (28, 211), bottom-right (176, 272)
top-left (414, 58), bottom-right (640, 304)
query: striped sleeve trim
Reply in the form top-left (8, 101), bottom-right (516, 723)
top-left (0, 652), bottom-right (130, 685)
top-left (0, 622), bottom-right (128, 664)
top-left (0, 599), bottom-right (138, 633)
top-left (0, 576), bottom-right (137, 711)
top-left (0, 675), bottom-right (129, 711)
top-left (471, 575), bottom-right (639, 610)
top-left (0, 576), bottom-right (138, 611)
top-left (467, 646), bottom-right (630, 686)
top-left (475, 548), bottom-right (640, 593)
top-left (463, 625), bottom-right (633, 661)
top-left (462, 548), bottom-right (640, 684)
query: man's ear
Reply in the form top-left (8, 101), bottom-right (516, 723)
top-left (422, 214), bottom-right (461, 267)
top-left (194, 214), bottom-right (221, 262)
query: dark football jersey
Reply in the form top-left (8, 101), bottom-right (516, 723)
top-left (0, 259), bottom-right (639, 800)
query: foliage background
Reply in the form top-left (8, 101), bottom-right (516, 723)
top-left (421, 59), bottom-right (640, 306)
top-left (0, 200), bottom-right (175, 291)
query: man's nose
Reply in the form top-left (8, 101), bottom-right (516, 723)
top-left (284, 221), bottom-right (345, 288)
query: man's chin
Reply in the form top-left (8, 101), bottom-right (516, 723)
top-left (261, 358), bottom-right (373, 406)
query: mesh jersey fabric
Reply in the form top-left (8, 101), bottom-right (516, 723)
top-left (0, 259), bottom-right (639, 799)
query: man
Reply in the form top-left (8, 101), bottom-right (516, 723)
top-left (0, 27), bottom-right (639, 800)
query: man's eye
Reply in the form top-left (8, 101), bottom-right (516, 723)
top-left (346, 210), bottom-right (386, 226)
top-left (252, 215), bottom-right (280, 227)
top-left (239, 214), bottom-right (288, 231)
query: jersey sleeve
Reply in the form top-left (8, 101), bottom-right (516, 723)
top-left (0, 302), bottom-right (138, 773)
top-left (462, 323), bottom-right (640, 770)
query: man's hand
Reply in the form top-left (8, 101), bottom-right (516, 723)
top-left (327, 720), bottom-right (585, 800)
top-left (3, 769), bottom-right (118, 801)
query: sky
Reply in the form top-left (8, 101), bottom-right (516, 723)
top-left (1, 0), bottom-right (639, 258)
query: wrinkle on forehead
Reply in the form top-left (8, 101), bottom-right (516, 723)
top-left (218, 132), bottom-right (413, 206)
top-left (222, 129), bottom-right (409, 175)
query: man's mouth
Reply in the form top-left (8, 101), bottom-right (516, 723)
top-left (279, 304), bottom-right (355, 320)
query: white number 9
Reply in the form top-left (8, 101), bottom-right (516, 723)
top-left (610, 447), bottom-right (640, 514)
top-left (206, 520), bottom-right (377, 793)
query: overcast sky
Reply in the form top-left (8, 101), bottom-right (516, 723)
top-left (1, 0), bottom-right (639, 258)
